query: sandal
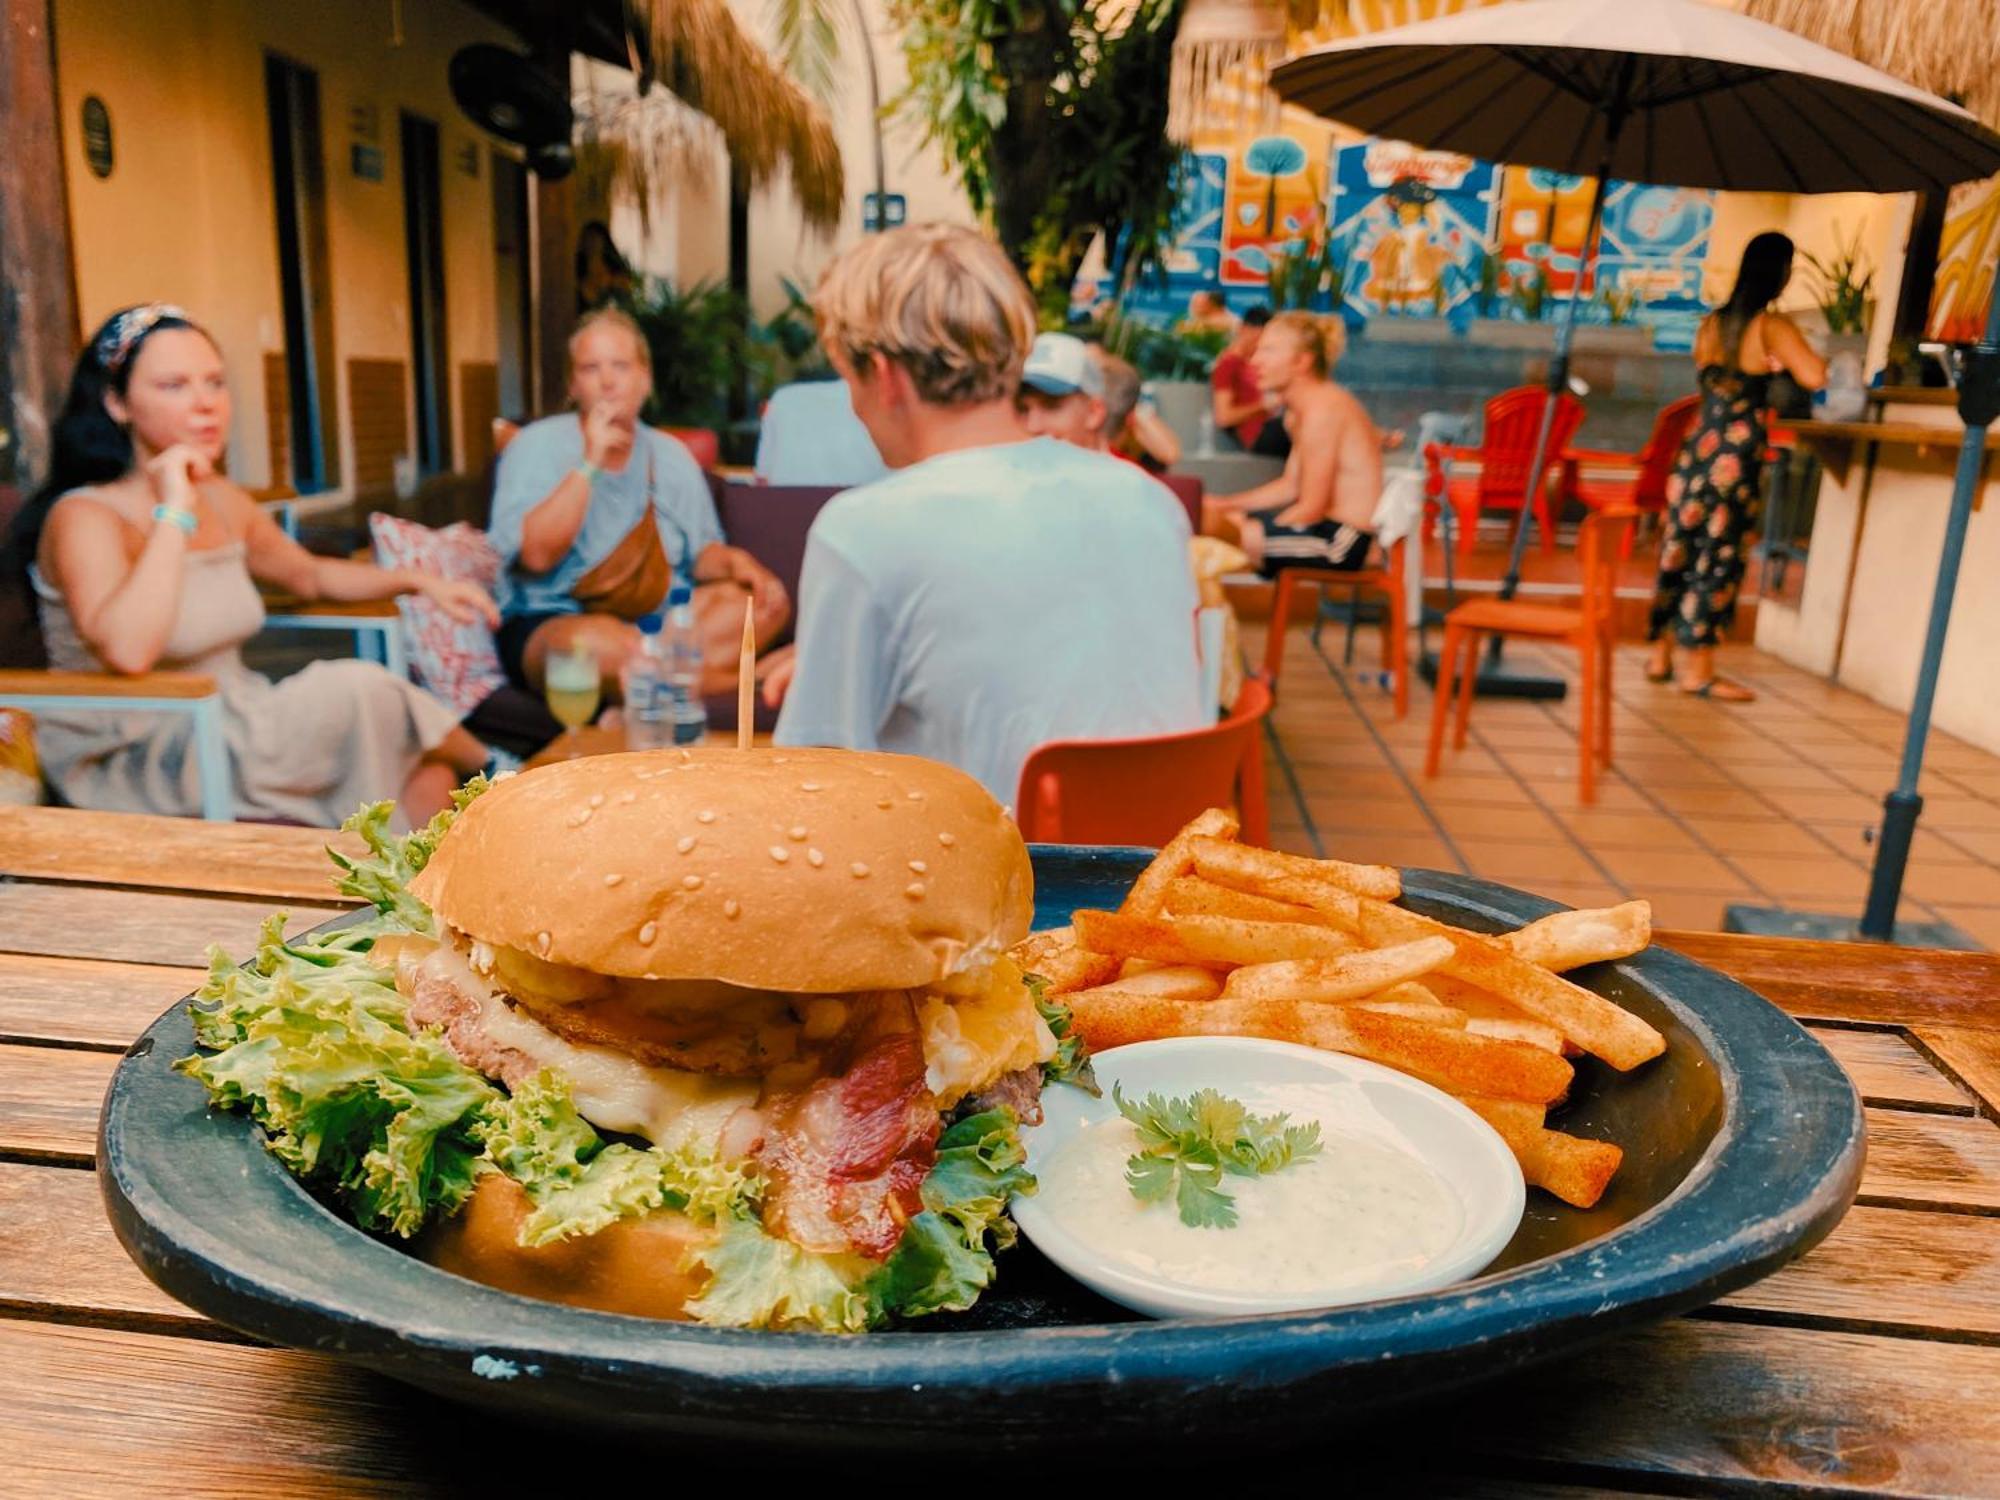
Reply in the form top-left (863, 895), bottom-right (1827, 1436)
top-left (1645, 665), bottom-right (1673, 684)
top-left (1680, 677), bottom-right (1756, 702)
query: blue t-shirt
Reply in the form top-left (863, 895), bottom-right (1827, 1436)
top-left (775, 437), bottom-right (1205, 804)
top-left (488, 414), bottom-right (724, 618)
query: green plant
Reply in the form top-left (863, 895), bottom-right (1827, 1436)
top-left (756, 275), bottom-right (831, 384)
top-left (1267, 235), bottom-right (1346, 311)
top-left (1509, 258), bottom-right (1548, 322)
top-left (1601, 283), bottom-right (1639, 325)
top-left (1801, 223), bottom-right (1875, 336)
top-left (889, 0), bottom-right (1189, 308)
top-left (1098, 310), bottom-right (1227, 381)
top-left (615, 277), bottom-right (770, 430)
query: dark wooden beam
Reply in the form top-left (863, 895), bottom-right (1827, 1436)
top-left (0, 0), bottom-right (80, 489)
top-left (531, 45), bottom-right (575, 415)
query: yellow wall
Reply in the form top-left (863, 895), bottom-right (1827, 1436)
top-left (53, 0), bottom-right (516, 492)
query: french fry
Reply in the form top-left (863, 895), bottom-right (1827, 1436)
top-left (1185, 837), bottom-right (1400, 900)
top-left (1073, 909), bottom-right (1359, 969)
top-left (1009, 926), bottom-right (1122, 996)
top-left (1500, 901), bottom-right (1653, 971)
top-left (1188, 840), bottom-right (1364, 928)
top-left (1079, 964), bottom-right (1224, 1002)
top-left (1352, 998), bottom-right (1469, 1026)
top-left (1424, 974), bottom-right (1568, 1054)
top-left (1458, 1096), bottom-right (1624, 1209)
top-left (1118, 808), bottom-right (1240, 918)
top-left (1161, 876), bottom-right (1326, 927)
top-left (1219, 936), bottom-right (1455, 1003)
top-left (1062, 990), bottom-right (1573, 1104)
top-left (1355, 899), bottom-right (1666, 1071)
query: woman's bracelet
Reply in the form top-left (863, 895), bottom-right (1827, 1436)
top-left (151, 504), bottom-right (197, 536)
top-left (576, 460), bottom-right (604, 485)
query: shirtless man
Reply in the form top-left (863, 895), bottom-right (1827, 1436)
top-left (1206, 311), bottom-right (1382, 576)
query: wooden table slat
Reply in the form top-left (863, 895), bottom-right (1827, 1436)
top-left (1857, 1107), bottom-right (2000, 1212)
top-left (0, 954), bottom-right (202, 1051)
top-left (0, 1162), bottom-right (210, 1334)
top-left (0, 1044), bottom-right (118, 1165)
top-left (1452, 1318), bottom-right (2000, 1495)
top-left (0, 883), bottom-right (347, 969)
top-left (1658, 930), bottom-right (2000, 1031)
top-left (1805, 1027), bottom-right (1974, 1112)
top-left (0, 805), bottom-right (361, 903)
top-left (1909, 1026), bottom-right (2000, 1120)
top-left (1714, 1202), bottom-right (2000, 1338)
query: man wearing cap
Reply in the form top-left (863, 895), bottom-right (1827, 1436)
top-left (1017, 332), bottom-right (1109, 448)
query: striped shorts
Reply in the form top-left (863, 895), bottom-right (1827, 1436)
top-left (1251, 506), bottom-right (1374, 578)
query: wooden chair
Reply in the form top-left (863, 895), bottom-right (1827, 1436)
top-left (1425, 508), bottom-right (1638, 805)
top-left (1260, 536), bottom-right (1409, 718)
top-left (0, 670), bottom-right (232, 819)
top-left (1559, 395), bottom-right (1699, 556)
top-left (1014, 678), bottom-right (1273, 846)
top-left (1425, 386), bottom-right (1586, 556)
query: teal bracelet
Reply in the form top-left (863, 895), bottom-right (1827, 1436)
top-left (151, 504), bottom-right (197, 536)
top-left (577, 461), bottom-right (603, 485)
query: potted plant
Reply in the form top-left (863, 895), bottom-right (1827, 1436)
top-left (1801, 223), bottom-right (1874, 419)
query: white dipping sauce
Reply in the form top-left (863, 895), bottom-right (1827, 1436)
top-left (1035, 1084), bottom-right (1464, 1296)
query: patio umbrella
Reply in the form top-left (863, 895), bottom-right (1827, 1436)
top-left (1273, 0), bottom-right (2000, 942)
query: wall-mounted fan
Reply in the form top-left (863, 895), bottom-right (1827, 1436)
top-left (449, 45), bottom-right (574, 180)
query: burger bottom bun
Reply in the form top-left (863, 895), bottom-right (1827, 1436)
top-left (415, 1174), bottom-right (714, 1321)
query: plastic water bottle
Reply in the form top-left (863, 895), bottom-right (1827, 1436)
top-left (1196, 406), bottom-right (1218, 458)
top-left (661, 584), bottom-right (708, 746)
top-left (621, 613), bottom-right (673, 750)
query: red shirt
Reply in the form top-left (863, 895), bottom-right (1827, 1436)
top-left (1211, 351), bottom-right (1267, 448)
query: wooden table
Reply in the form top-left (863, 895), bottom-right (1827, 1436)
top-left (525, 723), bottom-right (776, 768)
top-left (5, 803), bottom-right (2000, 1493)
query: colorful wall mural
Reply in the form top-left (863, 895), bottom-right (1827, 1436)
top-left (1096, 122), bottom-right (1714, 351)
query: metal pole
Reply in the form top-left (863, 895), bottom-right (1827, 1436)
top-left (1495, 100), bottom-right (1627, 613)
top-left (851, 0), bottom-right (887, 227)
top-left (1857, 288), bottom-right (2000, 940)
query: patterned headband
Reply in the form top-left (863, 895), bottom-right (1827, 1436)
top-left (94, 303), bottom-right (193, 376)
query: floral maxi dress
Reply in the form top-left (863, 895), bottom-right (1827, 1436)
top-left (1648, 364), bottom-right (1770, 647)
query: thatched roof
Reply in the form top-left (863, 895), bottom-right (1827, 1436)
top-left (1740, 0), bottom-right (2000, 133)
top-left (630, 0), bottom-right (844, 228)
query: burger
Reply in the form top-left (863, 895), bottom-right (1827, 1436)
top-left (376, 746), bottom-right (1070, 1330)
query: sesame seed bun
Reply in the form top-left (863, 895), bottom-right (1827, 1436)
top-left (410, 748), bottom-right (1034, 993)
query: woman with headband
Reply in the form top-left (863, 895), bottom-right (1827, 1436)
top-left (10, 304), bottom-right (494, 827)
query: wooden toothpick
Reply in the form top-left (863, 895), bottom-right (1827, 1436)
top-left (738, 594), bottom-right (756, 751)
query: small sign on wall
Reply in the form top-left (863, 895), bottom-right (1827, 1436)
top-left (351, 143), bottom-right (384, 182)
top-left (455, 140), bottom-right (480, 179)
top-left (81, 96), bottom-right (113, 179)
top-left (348, 102), bottom-right (380, 142)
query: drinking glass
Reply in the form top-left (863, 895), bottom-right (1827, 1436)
top-left (544, 646), bottom-right (602, 730)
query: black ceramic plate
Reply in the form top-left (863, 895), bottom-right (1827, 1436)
top-left (100, 848), bottom-right (1863, 1452)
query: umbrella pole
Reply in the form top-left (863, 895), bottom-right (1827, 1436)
top-left (1857, 289), bottom-right (2000, 940)
top-left (1480, 103), bottom-right (1627, 685)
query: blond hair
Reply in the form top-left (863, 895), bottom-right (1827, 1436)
top-left (814, 224), bottom-right (1035, 406)
top-left (568, 307), bottom-right (651, 372)
top-left (1266, 310), bottom-right (1346, 377)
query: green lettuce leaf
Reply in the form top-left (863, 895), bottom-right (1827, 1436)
top-left (864, 1107), bottom-right (1037, 1319)
top-left (328, 776), bottom-right (489, 935)
top-left (683, 1219), bottom-right (878, 1334)
top-left (1028, 975), bottom-right (1099, 1097)
top-left (177, 949), bottom-right (500, 1237)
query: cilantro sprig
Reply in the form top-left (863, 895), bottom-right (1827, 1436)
top-left (1114, 1085), bottom-right (1323, 1229)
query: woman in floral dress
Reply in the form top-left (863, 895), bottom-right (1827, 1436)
top-left (1647, 233), bottom-right (1826, 702)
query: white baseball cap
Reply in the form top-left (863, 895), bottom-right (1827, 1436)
top-left (1021, 333), bottom-right (1105, 399)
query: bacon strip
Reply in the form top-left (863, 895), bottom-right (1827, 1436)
top-left (755, 1030), bottom-right (940, 1260)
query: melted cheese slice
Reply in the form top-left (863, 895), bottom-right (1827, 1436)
top-left (423, 942), bottom-right (757, 1150)
top-left (915, 956), bottom-right (1058, 1107)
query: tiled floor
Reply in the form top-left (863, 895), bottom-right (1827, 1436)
top-left (1252, 615), bottom-right (2000, 948)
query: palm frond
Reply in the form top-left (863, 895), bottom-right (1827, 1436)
top-left (768, 0), bottom-right (847, 103)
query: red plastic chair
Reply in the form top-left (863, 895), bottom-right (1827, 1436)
top-left (1425, 508), bottom-right (1638, 805)
top-left (1158, 472), bottom-right (1204, 532)
top-left (1558, 395), bottom-right (1699, 556)
top-left (662, 426), bottom-right (722, 470)
top-left (1261, 535), bottom-right (1408, 718)
top-left (1424, 386), bottom-right (1586, 556)
top-left (1014, 679), bottom-right (1273, 846)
